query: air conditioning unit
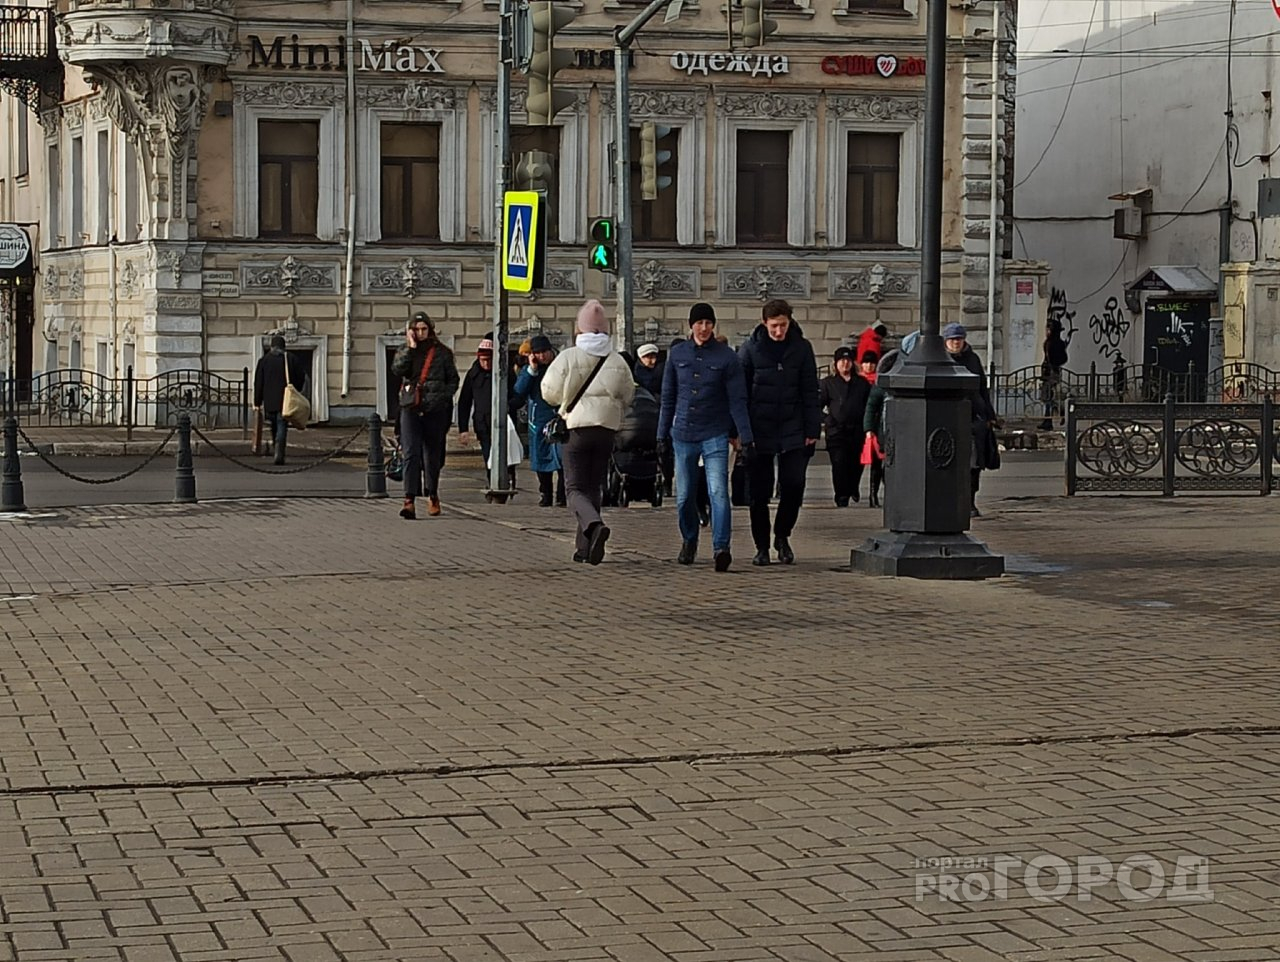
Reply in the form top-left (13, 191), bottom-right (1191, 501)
top-left (1114, 204), bottom-right (1145, 240)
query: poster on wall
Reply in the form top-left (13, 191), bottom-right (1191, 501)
top-left (1143, 298), bottom-right (1211, 400)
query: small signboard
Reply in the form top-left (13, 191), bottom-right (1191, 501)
top-left (0, 224), bottom-right (32, 279)
top-left (502, 190), bottom-right (545, 293)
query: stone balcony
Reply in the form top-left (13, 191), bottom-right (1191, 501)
top-left (57, 0), bottom-right (235, 68)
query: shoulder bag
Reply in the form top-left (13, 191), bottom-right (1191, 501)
top-left (281, 355), bottom-right (311, 429)
top-left (398, 345), bottom-right (438, 412)
top-left (542, 355), bottom-right (607, 445)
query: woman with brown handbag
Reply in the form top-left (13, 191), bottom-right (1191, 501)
top-left (391, 312), bottom-right (460, 519)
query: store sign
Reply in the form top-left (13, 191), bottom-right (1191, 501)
top-left (822, 54), bottom-right (925, 78)
top-left (569, 49), bottom-right (635, 70)
top-left (0, 224), bottom-right (32, 276)
top-left (247, 35), bottom-right (444, 74)
top-left (669, 51), bottom-right (789, 78)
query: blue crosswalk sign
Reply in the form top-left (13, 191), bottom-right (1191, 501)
top-left (502, 191), bottom-right (544, 293)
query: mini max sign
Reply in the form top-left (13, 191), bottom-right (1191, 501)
top-left (246, 35), bottom-right (444, 74)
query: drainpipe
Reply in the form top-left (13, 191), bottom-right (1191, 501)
top-left (340, 0), bottom-right (357, 398)
top-left (985, 0), bottom-right (1000, 371)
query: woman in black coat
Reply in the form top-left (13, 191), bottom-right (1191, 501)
top-left (738, 299), bottom-right (821, 566)
top-left (943, 323), bottom-right (1000, 517)
top-left (819, 346), bottom-right (873, 506)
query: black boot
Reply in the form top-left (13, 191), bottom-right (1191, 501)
top-left (869, 485), bottom-right (880, 508)
top-left (555, 471), bottom-right (567, 507)
top-left (537, 471), bottom-right (553, 507)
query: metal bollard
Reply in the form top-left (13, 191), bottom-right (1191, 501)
top-left (174, 413), bottom-right (197, 503)
top-left (2, 417), bottom-right (26, 513)
top-left (365, 412), bottom-right (387, 499)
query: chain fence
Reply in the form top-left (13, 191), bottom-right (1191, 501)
top-left (190, 424), bottom-right (368, 475)
top-left (15, 425), bottom-right (178, 485)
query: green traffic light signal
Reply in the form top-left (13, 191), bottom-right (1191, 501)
top-left (588, 217), bottom-right (616, 272)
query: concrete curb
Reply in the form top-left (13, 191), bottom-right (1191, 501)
top-left (25, 441), bottom-right (487, 462)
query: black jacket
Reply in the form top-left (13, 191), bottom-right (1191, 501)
top-left (391, 340), bottom-right (461, 415)
top-left (951, 345), bottom-right (995, 422)
top-left (253, 349), bottom-right (306, 413)
top-left (457, 360), bottom-right (493, 434)
top-left (819, 373), bottom-right (871, 448)
top-left (738, 321), bottom-right (821, 455)
top-left (633, 359), bottom-right (665, 396)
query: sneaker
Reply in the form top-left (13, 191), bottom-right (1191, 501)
top-left (538, 494), bottom-right (553, 507)
top-left (556, 495), bottom-right (567, 507)
top-left (775, 536), bottom-right (794, 565)
top-left (399, 498), bottom-right (416, 520)
top-left (572, 551), bottom-right (588, 563)
top-left (714, 549), bottom-right (732, 572)
top-left (752, 549), bottom-right (771, 567)
top-left (851, 492), bottom-right (860, 504)
top-left (677, 541), bottom-right (697, 565)
top-left (427, 496), bottom-right (441, 517)
top-left (834, 497), bottom-right (849, 508)
top-left (586, 523), bottom-right (610, 565)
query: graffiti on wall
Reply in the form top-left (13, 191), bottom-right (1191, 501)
top-left (1088, 296), bottom-right (1130, 360)
top-left (1048, 287), bottom-right (1078, 339)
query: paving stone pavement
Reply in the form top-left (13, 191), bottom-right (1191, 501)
top-left (1, 488), bottom-right (1279, 961)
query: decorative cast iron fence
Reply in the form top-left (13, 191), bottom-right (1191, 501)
top-left (2, 367), bottom-right (249, 435)
top-left (1066, 397), bottom-right (1278, 495)
top-left (993, 362), bottom-right (1280, 420)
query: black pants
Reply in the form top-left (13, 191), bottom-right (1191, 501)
top-left (827, 437), bottom-right (862, 502)
top-left (748, 447), bottom-right (810, 552)
top-left (562, 426), bottom-right (615, 555)
top-left (537, 470), bottom-right (566, 503)
top-left (401, 406), bottom-right (450, 499)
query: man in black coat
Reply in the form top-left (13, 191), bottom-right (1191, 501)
top-left (253, 334), bottom-right (307, 464)
top-left (738, 299), bottom-right (821, 566)
top-left (943, 323), bottom-right (1000, 517)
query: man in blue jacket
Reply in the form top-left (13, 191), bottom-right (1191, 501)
top-left (658, 302), bottom-right (754, 572)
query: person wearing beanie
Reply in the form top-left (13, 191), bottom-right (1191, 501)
top-left (738, 298), bottom-right (821, 566)
top-left (819, 345), bottom-right (872, 507)
top-left (457, 337), bottom-right (497, 463)
top-left (656, 301), bottom-right (753, 572)
top-left (513, 334), bottom-right (567, 507)
top-left (541, 300), bottom-right (635, 565)
top-left (943, 323), bottom-right (1000, 518)
top-left (391, 312), bottom-right (461, 519)
top-left (856, 321), bottom-right (889, 365)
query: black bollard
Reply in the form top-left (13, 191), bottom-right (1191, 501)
top-left (174, 413), bottom-right (197, 503)
top-left (365, 412), bottom-right (387, 499)
top-left (2, 417), bottom-right (26, 513)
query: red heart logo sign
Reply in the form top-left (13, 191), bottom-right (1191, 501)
top-left (876, 55), bottom-right (898, 78)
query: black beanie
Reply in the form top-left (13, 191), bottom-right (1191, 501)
top-left (688, 302), bottom-right (717, 326)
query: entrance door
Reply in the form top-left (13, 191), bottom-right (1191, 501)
top-left (385, 344), bottom-right (400, 426)
top-left (1144, 298), bottom-right (1211, 401)
top-left (15, 288), bottom-right (33, 395)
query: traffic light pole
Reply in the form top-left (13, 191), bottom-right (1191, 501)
top-left (613, 0), bottom-right (680, 355)
top-left (489, 0), bottom-right (513, 499)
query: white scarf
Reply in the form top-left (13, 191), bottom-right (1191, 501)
top-left (575, 332), bottom-right (612, 357)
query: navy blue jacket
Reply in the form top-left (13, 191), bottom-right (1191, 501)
top-left (658, 337), bottom-right (753, 445)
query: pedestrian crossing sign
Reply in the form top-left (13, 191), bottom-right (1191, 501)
top-left (502, 190), bottom-right (546, 293)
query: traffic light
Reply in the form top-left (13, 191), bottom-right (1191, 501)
top-left (588, 217), bottom-right (617, 272)
top-left (526, 1), bottom-right (576, 125)
top-left (639, 122), bottom-right (674, 201)
top-left (740, 0), bottom-right (777, 48)
top-left (513, 150), bottom-right (554, 193)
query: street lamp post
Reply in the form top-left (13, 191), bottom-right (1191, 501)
top-left (851, 0), bottom-right (1004, 580)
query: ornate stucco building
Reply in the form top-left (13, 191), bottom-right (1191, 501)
top-left (0, 0), bottom-right (1016, 422)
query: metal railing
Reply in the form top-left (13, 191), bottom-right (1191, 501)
top-left (2, 367), bottom-right (251, 437)
top-left (0, 5), bottom-right (54, 61)
top-left (993, 362), bottom-right (1280, 420)
top-left (1066, 396), bottom-right (1278, 495)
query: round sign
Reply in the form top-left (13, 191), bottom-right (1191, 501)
top-left (0, 224), bottom-right (32, 272)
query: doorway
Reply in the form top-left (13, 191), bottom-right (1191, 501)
top-left (1143, 298), bottom-right (1211, 401)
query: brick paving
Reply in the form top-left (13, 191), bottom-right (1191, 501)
top-left (1, 489), bottom-right (1279, 960)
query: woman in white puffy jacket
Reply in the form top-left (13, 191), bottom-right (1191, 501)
top-left (541, 299), bottom-right (636, 565)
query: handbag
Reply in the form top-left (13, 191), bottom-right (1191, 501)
top-left (398, 345), bottom-right (438, 412)
top-left (860, 433), bottom-right (884, 466)
top-left (385, 441), bottom-right (404, 482)
top-left (280, 356), bottom-right (310, 429)
top-left (542, 355), bottom-right (607, 445)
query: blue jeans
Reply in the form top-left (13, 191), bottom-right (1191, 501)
top-left (673, 435), bottom-right (732, 551)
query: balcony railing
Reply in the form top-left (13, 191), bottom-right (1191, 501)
top-left (0, 5), bottom-right (55, 62)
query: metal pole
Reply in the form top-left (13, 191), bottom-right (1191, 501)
top-left (490, 0), bottom-right (513, 497)
top-left (365, 412), bottom-right (387, 498)
top-left (984, 0), bottom-right (1000, 369)
top-left (174, 412), bottom-right (197, 503)
top-left (1, 416), bottom-right (25, 513)
top-left (614, 31), bottom-right (634, 356)
top-left (919, 0), bottom-right (947, 337)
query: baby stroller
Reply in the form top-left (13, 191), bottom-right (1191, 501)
top-left (606, 386), bottom-right (664, 507)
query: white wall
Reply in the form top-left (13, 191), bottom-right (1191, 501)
top-left (1015, 0), bottom-right (1278, 371)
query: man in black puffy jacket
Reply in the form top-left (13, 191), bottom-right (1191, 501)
top-left (738, 299), bottom-right (821, 566)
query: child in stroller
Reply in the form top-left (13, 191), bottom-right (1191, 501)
top-left (605, 385), bottom-right (665, 507)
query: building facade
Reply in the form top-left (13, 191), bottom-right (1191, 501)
top-left (1014, 0), bottom-right (1280, 379)
top-left (1, 0), bottom-right (1013, 422)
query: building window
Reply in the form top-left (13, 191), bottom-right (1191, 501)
top-left (70, 134), bottom-right (84, 244)
top-left (847, 132), bottom-right (900, 246)
top-left (380, 122), bottom-right (440, 240)
top-left (510, 125), bottom-right (560, 240)
top-left (735, 129), bottom-right (789, 244)
top-left (96, 129), bottom-right (110, 244)
top-left (17, 107), bottom-right (29, 179)
top-left (258, 120), bottom-right (319, 238)
top-left (123, 140), bottom-right (140, 242)
top-left (629, 125), bottom-right (678, 244)
top-left (47, 143), bottom-right (60, 246)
